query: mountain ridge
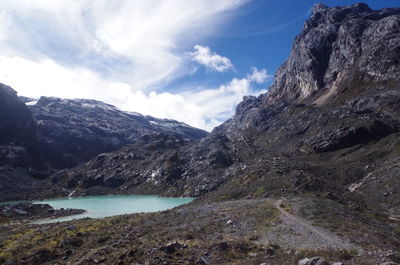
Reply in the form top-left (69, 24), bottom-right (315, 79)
top-left (30, 96), bottom-right (208, 169)
top-left (0, 88), bottom-right (208, 201)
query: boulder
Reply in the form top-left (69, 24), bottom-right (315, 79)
top-left (298, 257), bottom-right (330, 265)
top-left (60, 237), bottom-right (83, 247)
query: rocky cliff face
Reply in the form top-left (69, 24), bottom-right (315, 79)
top-left (266, 3), bottom-right (400, 104)
top-left (209, 4), bottom-right (400, 220)
top-left (29, 97), bottom-right (208, 169)
top-left (0, 84), bottom-right (44, 201)
top-left (54, 3), bottom-right (400, 221)
top-left (0, 83), bottom-right (39, 168)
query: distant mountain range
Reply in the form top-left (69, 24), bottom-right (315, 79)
top-left (0, 86), bottom-right (207, 201)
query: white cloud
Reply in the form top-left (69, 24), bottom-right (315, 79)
top-left (112, 67), bottom-right (271, 131)
top-left (0, 53), bottom-right (270, 131)
top-left (0, 51), bottom-right (269, 131)
top-left (0, 0), bottom-right (248, 91)
top-left (190, 45), bottom-right (234, 72)
top-left (247, 67), bottom-right (269, 83)
top-left (0, 0), bottom-right (269, 131)
top-left (0, 56), bottom-right (103, 99)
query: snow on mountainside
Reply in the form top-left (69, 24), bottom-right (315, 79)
top-left (28, 96), bottom-right (208, 169)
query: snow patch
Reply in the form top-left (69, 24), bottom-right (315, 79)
top-left (26, 100), bottom-right (38, 106)
top-left (149, 121), bottom-right (160, 126)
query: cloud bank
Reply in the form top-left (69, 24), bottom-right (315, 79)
top-left (0, 0), bottom-right (270, 131)
top-left (113, 67), bottom-right (270, 131)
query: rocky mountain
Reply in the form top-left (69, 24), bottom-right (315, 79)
top-left (54, 3), bottom-right (400, 220)
top-left (29, 97), bottom-right (208, 169)
top-left (266, 2), bottom-right (400, 104)
top-left (0, 88), bottom-right (207, 201)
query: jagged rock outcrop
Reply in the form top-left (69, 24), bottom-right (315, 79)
top-left (29, 97), bottom-right (208, 169)
top-left (49, 131), bottom-right (234, 197)
top-left (266, 3), bottom-right (400, 104)
top-left (54, 3), bottom-right (400, 222)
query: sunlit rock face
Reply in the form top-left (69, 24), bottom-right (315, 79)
top-left (266, 3), bottom-right (400, 104)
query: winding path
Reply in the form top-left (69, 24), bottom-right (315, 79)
top-left (272, 199), bottom-right (355, 250)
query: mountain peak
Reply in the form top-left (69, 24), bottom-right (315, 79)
top-left (312, 2), bottom-right (371, 14)
top-left (311, 2), bottom-right (329, 14)
top-left (310, 2), bottom-right (372, 23)
top-left (265, 3), bottom-right (400, 105)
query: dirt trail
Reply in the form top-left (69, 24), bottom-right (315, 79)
top-left (266, 199), bottom-right (356, 250)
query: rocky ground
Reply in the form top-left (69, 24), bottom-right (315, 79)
top-left (0, 196), bottom-right (399, 265)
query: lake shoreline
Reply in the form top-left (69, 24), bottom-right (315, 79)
top-left (5, 195), bottom-right (194, 224)
top-left (0, 202), bottom-right (85, 224)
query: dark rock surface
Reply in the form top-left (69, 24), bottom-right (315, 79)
top-left (0, 83), bottom-right (39, 169)
top-left (30, 97), bottom-right (208, 169)
top-left (0, 84), bottom-right (47, 202)
top-left (48, 131), bottom-right (234, 197)
top-left (0, 167), bottom-right (42, 202)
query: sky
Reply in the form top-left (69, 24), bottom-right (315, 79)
top-left (0, 0), bottom-right (398, 131)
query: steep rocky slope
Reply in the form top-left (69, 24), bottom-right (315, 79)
top-left (0, 83), bottom-right (39, 168)
top-left (0, 84), bottom-right (45, 201)
top-left (56, 3), bottom-right (400, 220)
top-left (29, 97), bottom-right (207, 169)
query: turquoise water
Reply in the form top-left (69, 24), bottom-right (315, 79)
top-left (32, 195), bottom-right (194, 224)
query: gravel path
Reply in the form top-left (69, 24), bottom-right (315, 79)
top-left (262, 199), bottom-right (357, 250)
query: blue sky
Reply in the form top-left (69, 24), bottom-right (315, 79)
top-left (0, 0), bottom-right (398, 131)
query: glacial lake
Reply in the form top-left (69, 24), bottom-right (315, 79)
top-left (32, 195), bottom-right (194, 224)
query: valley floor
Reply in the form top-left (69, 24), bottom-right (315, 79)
top-left (1, 195), bottom-right (399, 265)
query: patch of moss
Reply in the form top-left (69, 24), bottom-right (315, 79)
top-left (254, 186), bottom-right (266, 196)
